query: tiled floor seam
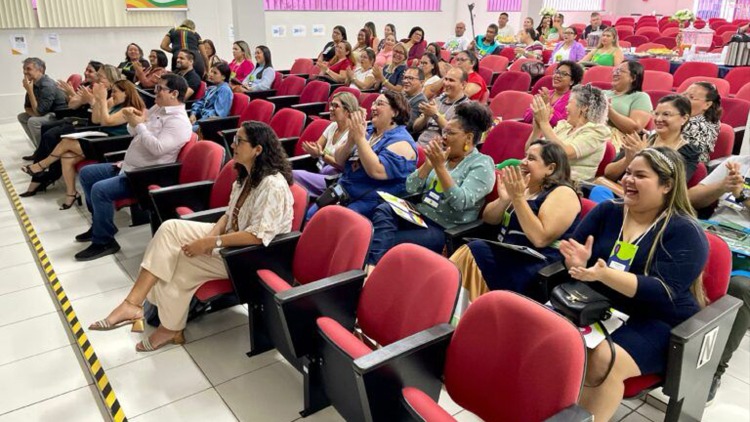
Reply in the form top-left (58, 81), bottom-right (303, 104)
top-left (0, 160), bottom-right (128, 422)
top-left (0, 384), bottom-right (96, 417)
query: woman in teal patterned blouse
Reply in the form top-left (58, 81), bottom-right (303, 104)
top-left (367, 101), bottom-right (496, 265)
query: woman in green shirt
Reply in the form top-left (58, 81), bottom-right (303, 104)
top-left (579, 27), bottom-right (623, 67)
top-left (605, 60), bottom-right (653, 150)
top-left (366, 101), bottom-right (496, 265)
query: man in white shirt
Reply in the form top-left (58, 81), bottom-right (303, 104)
top-left (495, 12), bottom-right (516, 40)
top-left (444, 22), bottom-right (470, 55)
top-left (74, 74), bottom-right (193, 261)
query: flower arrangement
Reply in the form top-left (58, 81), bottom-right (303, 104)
top-left (671, 9), bottom-right (695, 23)
top-left (540, 7), bottom-right (556, 17)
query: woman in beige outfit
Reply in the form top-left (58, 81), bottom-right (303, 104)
top-left (89, 121), bottom-right (294, 351)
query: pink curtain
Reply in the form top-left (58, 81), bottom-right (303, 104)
top-left (264, 0), bottom-right (441, 11)
top-left (487, 0), bottom-right (521, 12)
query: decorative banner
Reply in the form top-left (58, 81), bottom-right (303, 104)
top-left (126, 0), bottom-right (188, 11)
top-left (45, 33), bottom-right (61, 53)
top-left (264, 0), bottom-right (440, 11)
top-left (10, 35), bottom-right (27, 55)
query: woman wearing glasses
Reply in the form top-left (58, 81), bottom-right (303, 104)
top-left (526, 84), bottom-right (610, 182)
top-left (579, 27), bottom-right (623, 67)
top-left (453, 50), bottom-right (487, 101)
top-left (604, 61), bottom-right (653, 151)
top-left (550, 27), bottom-right (586, 63)
top-left (523, 60), bottom-right (584, 127)
top-left (366, 101), bottom-right (496, 266)
top-left (373, 42), bottom-right (408, 93)
top-left (88, 121), bottom-right (294, 352)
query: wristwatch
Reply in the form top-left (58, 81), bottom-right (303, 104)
top-left (215, 236), bottom-right (223, 248)
top-left (735, 190), bottom-right (749, 204)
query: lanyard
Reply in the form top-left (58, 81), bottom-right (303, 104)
top-left (616, 208), bottom-right (665, 248)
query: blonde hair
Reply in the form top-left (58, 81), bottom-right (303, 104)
top-left (635, 147), bottom-right (706, 307)
top-left (392, 42), bottom-right (408, 65)
top-left (332, 91), bottom-right (359, 113)
top-left (233, 40), bottom-right (252, 61)
top-left (338, 41), bottom-right (357, 65)
top-left (100, 64), bottom-right (123, 85)
top-left (180, 19), bottom-right (195, 30)
top-left (597, 27), bottom-right (621, 51)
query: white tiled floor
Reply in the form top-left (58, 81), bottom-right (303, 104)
top-left (0, 121), bottom-right (748, 421)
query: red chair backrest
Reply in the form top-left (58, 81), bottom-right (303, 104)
top-left (177, 133), bottom-right (199, 162)
top-left (618, 40), bottom-right (632, 49)
top-left (624, 35), bottom-right (649, 47)
top-left (193, 81), bottom-right (207, 100)
top-left (590, 81), bottom-right (613, 91)
top-left (710, 123), bottom-right (735, 161)
top-left (642, 71), bottom-right (674, 92)
top-left (581, 66), bottom-right (614, 84)
top-left (508, 58), bottom-right (539, 73)
top-left (499, 47), bottom-right (516, 61)
top-left (725, 67), bottom-right (750, 95)
top-left (673, 62), bottom-right (719, 88)
top-left (596, 141), bottom-right (615, 177)
top-left (358, 243), bottom-right (459, 347)
top-left (67, 74), bottom-right (82, 92)
top-left (444, 291), bottom-right (585, 422)
top-left (481, 121), bottom-right (534, 164)
top-left (325, 86), bottom-right (361, 112)
top-left (646, 90), bottom-right (674, 109)
top-left (716, 24), bottom-right (739, 35)
top-left (735, 84), bottom-right (750, 102)
top-left (703, 232), bottom-right (733, 303)
top-left (229, 93), bottom-right (250, 116)
top-left (720, 97), bottom-right (750, 128)
top-left (359, 93), bottom-right (379, 120)
top-left (542, 49), bottom-right (553, 64)
top-left (271, 71), bottom-right (284, 90)
top-left (277, 75), bottom-right (306, 96)
top-left (293, 118), bottom-right (330, 156)
top-left (544, 62), bottom-right (559, 76)
top-left (687, 162), bottom-right (707, 188)
top-left (270, 108), bottom-right (307, 138)
top-left (639, 58), bottom-right (671, 73)
top-left (479, 55), bottom-right (509, 72)
top-left (530, 75), bottom-right (554, 95)
top-left (490, 91), bottom-right (533, 120)
top-left (440, 49), bottom-right (451, 62)
top-left (290, 183), bottom-right (308, 231)
top-left (416, 145), bottom-right (426, 167)
top-left (635, 27), bottom-right (660, 37)
top-left (178, 141), bottom-right (225, 184)
top-left (208, 160), bottom-right (239, 209)
top-left (676, 77), bottom-right (730, 98)
top-left (653, 37), bottom-right (677, 49)
top-left (241, 99), bottom-right (275, 125)
top-left (289, 58), bottom-right (314, 75)
top-left (662, 27), bottom-right (680, 37)
top-left (292, 205), bottom-right (372, 285)
top-left (477, 66), bottom-right (494, 85)
top-left (635, 42), bottom-right (666, 53)
top-left (299, 80), bottom-right (331, 104)
top-left (490, 71), bottom-right (531, 97)
top-left (580, 198), bottom-right (596, 218)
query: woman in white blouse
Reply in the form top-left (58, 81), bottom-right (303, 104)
top-left (347, 48), bottom-right (377, 90)
top-left (89, 121), bottom-right (294, 351)
top-left (419, 52), bottom-right (444, 100)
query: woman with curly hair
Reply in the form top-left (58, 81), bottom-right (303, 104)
top-left (88, 121), bottom-right (294, 352)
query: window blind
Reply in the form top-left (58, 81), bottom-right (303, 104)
top-left (0, 0), bottom-right (36, 29)
top-left (37, 0), bottom-right (180, 28)
top-left (263, 0), bottom-right (441, 11)
top-left (542, 0), bottom-right (603, 12)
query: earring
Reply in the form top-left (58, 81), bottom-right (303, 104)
top-left (463, 143), bottom-right (469, 151)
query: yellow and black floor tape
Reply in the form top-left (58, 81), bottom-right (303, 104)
top-left (0, 162), bottom-right (126, 422)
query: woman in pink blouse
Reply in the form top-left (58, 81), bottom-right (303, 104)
top-left (375, 34), bottom-right (396, 67)
top-left (523, 60), bottom-right (583, 127)
top-left (229, 40), bottom-right (254, 81)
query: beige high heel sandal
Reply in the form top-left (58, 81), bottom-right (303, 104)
top-left (135, 330), bottom-right (185, 352)
top-left (88, 299), bottom-right (145, 333)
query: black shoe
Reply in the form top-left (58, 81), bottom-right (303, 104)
top-left (74, 241), bottom-right (120, 261)
top-left (74, 228), bottom-right (94, 242)
top-left (22, 154), bottom-right (35, 161)
top-left (706, 375), bottom-right (721, 406)
top-left (18, 180), bottom-right (51, 197)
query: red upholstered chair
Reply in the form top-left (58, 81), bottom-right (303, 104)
top-left (618, 40), bottom-right (632, 49)
top-left (312, 243), bottom-right (460, 421)
top-left (624, 35), bottom-right (649, 47)
top-left (635, 42), bottom-right (666, 53)
top-left (193, 81), bottom-right (207, 100)
top-left (290, 118), bottom-right (331, 157)
top-left (481, 121), bottom-right (533, 164)
top-left (596, 141), bottom-right (615, 177)
top-left (544, 62), bottom-right (559, 76)
top-left (479, 55), bottom-right (509, 73)
top-left (735, 84), bottom-right (750, 102)
top-left (150, 159), bottom-right (238, 231)
top-left (639, 58), bottom-right (671, 73)
top-left (270, 108), bottom-right (308, 155)
top-left (620, 232), bottom-right (741, 421)
top-left (662, 27), bottom-right (680, 37)
top-left (676, 77), bottom-right (730, 97)
top-left (725, 67), bottom-right (750, 95)
top-left (297, 85), bottom-right (360, 118)
top-left (247, 74), bottom-right (306, 101)
top-left (508, 58), bottom-right (540, 73)
top-left (417, 144), bottom-right (426, 167)
top-left (581, 66), bottom-right (614, 84)
top-left (67, 74), bottom-right (82, 92)
top-left (688, 162), bottom-right (708, 188)
top-left (476, 66), bottom-right (494, 85)
top-left (271, 71), bottom-right (284, 91)
top-left (281, 57), bottom-right (316, 78)
top-left (580, 197), bottom-right (597, 217)
top-left (642, 71), bottom-right (674, 91)
top-left (499, 47), bottom-right (516, 61)
top-left (490, 91), bottom-right (533, 120)
top-left (489, 71), bottom-right (531, 98)
top-left (590, 81), bottom-right (613, 90)
top-left (710, 123), bottom-right (735, 161)
top-left (197, 93), bottom-right (251, 149)
top-left (530, 75), bottom-right (554, 95)
top-left (673, 62), bottom-right (719, 88)
top-left (542, 49), bottom-right (553, 64)
top-left (243, 99), bottom-right (276, 124)
top-left (635, 26), bottom-right (661, 37)
top-left (646, 89), bottom-right (675, 108)
top-left (720, 97), bottom-right (750, 153)
top-left (653, 37), bottom-right (677, 49)
top-left (359, 92), bottom-right (379, 120)
top-left (269, 79), bottom-right (330, 110)
top-left (716, 24), bottom-right (739, 36)
top-left (616, 17), bottom-right (635, 26)
top-left (571, 23), bottom-right (586, 35)
top-left (401, 291), bottom-right (587, 422)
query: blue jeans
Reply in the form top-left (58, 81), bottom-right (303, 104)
top-left (80, 163), bottom-right (132, 244)
top-left (367, 203), bottom-right (446, 265)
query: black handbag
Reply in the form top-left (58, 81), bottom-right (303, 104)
top-left (550, 281), bottom-right (612, 327)
top-left (316, 183), bottom-right (350, 208)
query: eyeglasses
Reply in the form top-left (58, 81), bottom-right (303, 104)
top-left (154, 84), bottom-right (171, 93)
top-left (612, 68), bottom-right (630, 76)
top-left (441, 129), bottom-right (464, 138)
top-left (454, 56), bottom-right (469, 62)
top-left (564, 32), bottom-right (576, 35)
top-left (554, 70), bottom-right (572, 78)
top-left (392, 50), bottom-right (406, 56)
top-left (329, 102), bottom-right (341, 109)
top-left (373, 100), bottom-right (390, 107)
top-left (232, 136), bottom-right (251, 146)
top-left (652, 111), bottom-right (680, 119)
top-left (402, 75), bottom-right (420, 81)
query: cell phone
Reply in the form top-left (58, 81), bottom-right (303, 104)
top-left (230, 78), bottom-right (242, 85)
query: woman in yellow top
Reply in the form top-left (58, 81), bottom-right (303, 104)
top-left (579, 28), bottom-right (623, 67)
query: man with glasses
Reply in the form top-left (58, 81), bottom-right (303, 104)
top-left (445, 22), bottom-right (470, 55)
top-left (402, 67), bottom-right (428, 136)
top-left (469, 24), bottom-right (501, 60)
top-left (583, 12), bottom-right (608, 39)
top-left (413, 68), bottom-right (469, 146)
top-left (73, 74), bottom-right (192, 261)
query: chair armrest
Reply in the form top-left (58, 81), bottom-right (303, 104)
top-left (289, 154), bottom-right (319, 172)
top-left (220, 231), bottom-right (302, 304)
top-left (150, 180), bottom-right (215, 224)
top-left (733, 127), bottom-right (745, 155)
top-left (267, 95), bottom-right (302, 110)
top-left (218, 128), bottom-right (239, 147)
top-left (245, 89), bottom-right (277, 100)
top-left (103, 150), bottom-right (127, 163)
top-left (318, 112), bottom-right (331, 120)
top-left (80, 135), bottom-right (134, 162)
top-left (534, 260), bottom-right (568, 303)
top-left (291, 102), bottom-right (328, 117)
top-left (278, 69), bottom-right (291, 75)
top-left (55, 107), bottom-right (91, 120)
top-left (180, 206), bottom-right (227, 223)
top-left (278, 137), bottom-right (300, 157)
top-left (274, 270), bottom-right (367, 358)
top-left (444, 220), bottom-right (498, 256)
top-left (125, 162), bottom-right (183, 209)
top-left (543, 404), bottom-right (594, 422)
top-left (197, 116), bottom-right (241, 143)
